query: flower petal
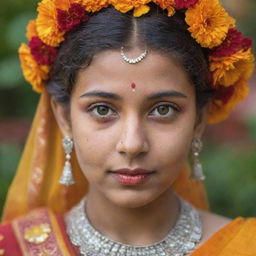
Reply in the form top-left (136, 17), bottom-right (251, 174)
top-left (185, 0), bottom-right (235, 48)
top-left (81, 0), bottom-right (109, 12)
top-left (208, 77), bottom-right (250, 124)
top-left (26, 20), bottom-right (38, 41)
top-left (153, 0), bottom-right (176, 16)
top-left (210, 49), bottom-right (254, 87)
top-left (133, 5), bottom-right (150, 17)
top-left (110, 0), bottom-right (151, 14)
top-left (19, 43), bottom-right (50, 93)
top-left (36, 0), bottom-right (65, 47)
top-left (174, 0), bottom-right (198, 9)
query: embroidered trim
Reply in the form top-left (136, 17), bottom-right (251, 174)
top-left (12, 208), bottom-right (72, 256)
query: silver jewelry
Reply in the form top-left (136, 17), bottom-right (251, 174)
top-left (65, 197), bottom-right (202, 256)
top-left (190, 138), bottom-right (205, 181)
top-left (121, 46), bottom-right (148, 64)
top-left (59, 136), bottom-right (75, 186)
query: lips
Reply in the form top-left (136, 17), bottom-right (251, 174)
top-left (110, 168), bottom-right (155, 175)
top-left (109, 168), bottom-right (155, 185)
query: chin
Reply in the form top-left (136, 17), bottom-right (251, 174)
top-left (105, 188), bottom-right (164, 209)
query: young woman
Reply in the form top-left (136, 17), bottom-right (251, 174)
top-left (0, 0), bottom-right (255, 255)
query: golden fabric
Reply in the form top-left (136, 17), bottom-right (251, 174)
top-left (2, 90), bottom-right (208, 223)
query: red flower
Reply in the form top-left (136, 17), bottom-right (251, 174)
top-left (57, 3), bottom-right (89, 32)
top-left (215, 85), bottom-right (234, 105)
top-left (29, 37), bottom-right (58, 65)
top-left (242, 37), bottom-right (253, 51)
top-left (210, 28), bottom-right (252, 58)
top-left (174, 0), bottom-right (198, 9)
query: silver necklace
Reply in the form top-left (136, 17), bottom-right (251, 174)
top-left (65, 197), bottom-right (202, 256)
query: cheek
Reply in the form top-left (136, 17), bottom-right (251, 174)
top-left (152, 113), bottom-right (196, 170)
top-left (70, 109), bottom-right (117, 175)
top-left (155, 129), bottom-right (193, 167)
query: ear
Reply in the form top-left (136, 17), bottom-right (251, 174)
top-left (50, 97), bottom-right (72, 138)
top-left (193, 104), bottom-right (209, 139)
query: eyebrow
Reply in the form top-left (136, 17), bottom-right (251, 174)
top-left (80, 90), bottom-right (187, 100)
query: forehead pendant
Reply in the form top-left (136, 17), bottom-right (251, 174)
top-left (120, 46), bottom-right (148, 64)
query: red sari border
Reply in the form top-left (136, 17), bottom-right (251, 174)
top-left (0, 222), bottom-right (23, 255)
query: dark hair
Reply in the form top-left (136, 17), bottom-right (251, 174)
top-left (46, 4), bottom-right (215, 109)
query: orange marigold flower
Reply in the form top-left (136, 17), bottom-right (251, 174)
top-left (26, 20), bottom-right (38, 41)
top-left (81, 0), bottom-right (109, 12)
top-left (36, 0), bottom-right (65, 47)
top-left (208, 77), bottom-right (250, 124)
top-left (54, 0), bottom-right (79, 10)
top-left (110, 0), bottom-right (151, 17)
top-left (19, 43), bottom-right (50, 93)
top-left (210, 49), bottom-right (254, 87)
top-left (185, 0), bottom-right (235, 48)
top-left (153, 0), bottom-right (176, 16)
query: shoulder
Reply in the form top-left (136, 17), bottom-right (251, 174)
top-left (195, 210), bottom-right (256, 255)
top-left (198, 210), bottom-right (232, 244)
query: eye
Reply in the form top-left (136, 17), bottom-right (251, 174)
top-left (149, 104), bottom-right (179, 118)
top-left (87, 104), bottom-right (116, 119)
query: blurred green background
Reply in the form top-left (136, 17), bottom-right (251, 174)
top-left (0, 0), bottom-right (256, 218)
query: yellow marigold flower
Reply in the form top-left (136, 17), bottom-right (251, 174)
top-left (134, 4), bottom-right (150, 17)
top-left (110, 0), bottom-right (151, 17)
top-left (81, 0), bottom-right (109, 12)
top-left (19, 43), bottom-right (50, 93)
top-left (153, 0), bottom-right (175, 17)
top-left (185, 0), bottom-right (235, 48)
top-left (208, 77), bottom-right (250, 124)
top-left (26, 20), bottom-right (38, 41)
top-left (36, 0), bottom-right (65, 47)
top-left (210, 49), bottom-right (255, 87)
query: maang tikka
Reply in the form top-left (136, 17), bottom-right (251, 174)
top-left (190, 138), bottom-right (206, 181)
top-left (59, 136), bottom-right (75, 186)
top-left (120, 46), bottom-right (148, 64)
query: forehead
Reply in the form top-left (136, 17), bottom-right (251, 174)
top-left (73, 48), bottom-right (194, 97)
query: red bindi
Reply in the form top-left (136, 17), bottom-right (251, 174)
top-left (131, 82), bottom-right (136, 91)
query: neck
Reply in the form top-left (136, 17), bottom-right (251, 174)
top-left (85, 188), bottom-right (180, 246)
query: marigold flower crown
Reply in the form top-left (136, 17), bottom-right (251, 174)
top-left (19, 0), bottom-right (255, 124)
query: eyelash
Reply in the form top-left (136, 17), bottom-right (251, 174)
top-left (87, 102), bottom-right (181, 121)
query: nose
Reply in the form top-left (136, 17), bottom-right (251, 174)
top-left (116, 116), bottom-right (149, 159)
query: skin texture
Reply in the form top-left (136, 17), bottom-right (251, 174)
top-left (51, 47), bottom-right (223, 246)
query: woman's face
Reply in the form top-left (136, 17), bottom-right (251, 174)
top-left (55, 48), bottom-right (207, 208)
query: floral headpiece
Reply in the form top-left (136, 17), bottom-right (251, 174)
top-left (19, 0), bottom-right (254, 124)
